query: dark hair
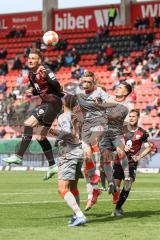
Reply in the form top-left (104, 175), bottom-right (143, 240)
top-left (64, 94), bottom-right (77, 110)
top-left (82, 71), bottom-right (95, 80)
top-left (129, 109), bottom-right (140, 117)
top-left (121, 81), bottom-right (132, 96)
top-left (29, 48), bottom-right (43, 60)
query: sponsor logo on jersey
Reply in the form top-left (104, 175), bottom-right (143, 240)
top-left (126, 140), bottom-right (132, 147)
top-left (38, 109), bottom-right (44, 115)
top-left (135, 135), bottom-right (141, 140)
top-left (48, 72), bottom-right (56, 79)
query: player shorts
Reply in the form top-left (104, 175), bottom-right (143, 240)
top-left (58, 160), bottom-right (83, 181)
top-left (32, 100), bottom-right (62, 127)
top-left (57, 145), bottom-right (84, 181)
top-left (82, 117), bottom-right (107, 145)
top-left (99, 132), bottom-right (125, 152)
top-left (113, 163), bottom-right (137, 182)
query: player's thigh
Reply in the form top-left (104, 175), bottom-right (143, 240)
top-left (129, 165), bottom-right (137, 182)
top-left (113, 135), bottom-right (125, 152)
top-left (81, 141), bottom-right (92, 160)
top-left (99, 133), bottom-right (113, 154)
top-left (24, 115), bottom-right (39, 127)
top-left (113, 164), bottom-right (124, 181)
top-left (75, 161), bottom-right (84, 180)
top-left (102, 149), bottom-right (114, 162)
top-left (58, 179), bottom-right (70, 192)
top-left (34, 125), bottom-right (50, 141)
top-left (32, 102), bottom-right (62, 128)
top-left (69, 179), bottom-right (79, 191)
top-left (114, 179), bottom-right (122, 188)
top-left (89, 125), bottom-right (104, 145)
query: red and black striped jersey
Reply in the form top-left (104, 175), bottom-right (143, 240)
top-left (124, 126), bottom-right (149, 160)
top-left (29, 65), bottom-right (64, 103)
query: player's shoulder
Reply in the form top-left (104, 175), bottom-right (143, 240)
top-left (43, 64), bottom-right (56, 79)
top-left (75, 85), bottom-right (84, 94)
top-left (43, 64), bottom-right (51, 71)
top-left (58, 111), bottom-right (71, 121)
top-left (96, 86), bottom-right (107, 93)
top-left (137, 127), bottom-right (149, 140)
top-left (95, 86), bottom-right (110, 98)
top-left (138, 126), bottom-right (148, 134)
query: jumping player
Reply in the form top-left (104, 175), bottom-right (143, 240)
top-left (75, 71), bottom-right (111, 210)
top-left (99, 82), bottom-right (133, 193)
top-left (3, 49), bottom-right (63, 180)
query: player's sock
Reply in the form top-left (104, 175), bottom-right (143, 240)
top-left (85, 161), bottom-right (96, 179)
top-left (95, 169), bottom-right (100, 177)
top-left (103, 161), bottom-right (114, 183)
top-left (63, 191), bottom-right (84, 217)
top-left (16, 126), bottom-right (33, 158)
top-left (116, 188), bottom-right (130, 210)
top-left (38, 138), bottom-right (55, 166)
top-left (86, 181), bottom-right (93, 200)
top-left (71, 189), bottom-right (80, 206)
top-left (121, 156), bottom-right (130, 179)
top-left (91, 144), bottom-right (101, 173)
top-left (100, 171), bottom-right (106, 190)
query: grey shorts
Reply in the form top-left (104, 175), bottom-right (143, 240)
top-left (57, 146), bottom-right (84, 181)
top-left (99, 132), bottom-right (125, 152)
top-left (82, 117), bottom-right (107, 145)
top-left (58, 160), bottom-right (83, 181)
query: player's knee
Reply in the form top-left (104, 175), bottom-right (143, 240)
top-left (24, 119), bottom-right (37, 128)
top-left (24, 121), bottom-right (33, 128)
top-left (35, 135), bottom-right (46, 141)
top-left (70, 189), bottom-right (79, 196)
top-left (85, 156), bottom-right (93, 163)
top-left (90, 138), bottom-right (98, 146)
top-left (58, 188), bottom-right (68, 198)
top-left (102, 150), bottom-right (112, 161)
top-left (84, 149), bottom-right (92, 161)
top-left (91, 144), bottom-right (100, 153)
top-left (117, 150), bottom-right (126, 159)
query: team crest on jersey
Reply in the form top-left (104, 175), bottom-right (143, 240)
top-left (126, 140), bottom-right (132, 147)
top-left (38, 109), bottom-right (44, 115)
top-left (135, 134), bottom-right (141, 140)
top-left (48, 72), bottom-right (55, 80)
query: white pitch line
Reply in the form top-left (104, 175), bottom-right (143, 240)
top-left (0, 190), bottom-right (160, 196)
top-left (0, 198), bottom-right (159, 205)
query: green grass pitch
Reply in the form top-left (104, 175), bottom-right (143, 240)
top-left (0, 171), bottom-right (160, 240)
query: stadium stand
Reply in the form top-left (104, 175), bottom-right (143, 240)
top-left (0, 24), bottom-right (159, 138)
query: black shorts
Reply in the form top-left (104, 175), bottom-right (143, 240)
top-left (32, 100), bottom-right (62, 127)
top-left (113, 163), bottom-right (137, 182)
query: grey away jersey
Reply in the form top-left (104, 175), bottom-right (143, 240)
top-left (57, 111), bottom-right (83, 159)
top-left (75, 86), bottom-right (110, 120)
top-left (105, 97), bottom-right (130, 136)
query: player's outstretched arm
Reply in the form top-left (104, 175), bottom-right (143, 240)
top-left (132, 142), bottom-right (153, 162)
top-left (93, 100), bottom-right (117, 109)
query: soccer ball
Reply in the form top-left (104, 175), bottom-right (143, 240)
top-left (42, 31), bottom-right (59, 46)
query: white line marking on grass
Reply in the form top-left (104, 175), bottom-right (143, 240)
top-left (0, 198), bottom-right (159, 205)
top-left (131, 190), bottom-right (160, 193)
top-left (0, 192), bottom-right (51, 196)
top-left (0, 190), bottom-right (160, 196)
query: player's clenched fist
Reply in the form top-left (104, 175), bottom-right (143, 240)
top-left (37, 66), bottom-right (47, 78)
